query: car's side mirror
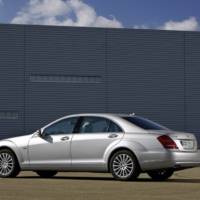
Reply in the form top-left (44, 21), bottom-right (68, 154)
top-left (37, 129), bottom-right (43, 137)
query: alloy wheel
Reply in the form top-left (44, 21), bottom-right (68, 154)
top-left (112, 153), bottom-right (134, 178)
top-left (0, 152), bottom-right (14, 176)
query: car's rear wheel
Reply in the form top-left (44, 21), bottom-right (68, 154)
top-left (147, 169), bottom-right (174, 181)
top-left (0, 149), bottom-right (20, 178)
top-left (35, 170), bottom-right (58, 178)
top-left (109, 150), bottom-right (140, 181)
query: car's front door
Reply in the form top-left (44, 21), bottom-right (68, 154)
top-left (71, 116), bottom-right (124, 171)
top-left (28, 117), bottom-right (79, 170)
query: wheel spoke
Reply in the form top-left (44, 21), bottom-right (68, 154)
top-left (113, 160), bottom-right (120, 164)
top-left (113, 164), bottom-right (121, 168)
top-left (125, 168), bottom-right (131, 174)
top-left (115, 168), bottom-right (121, 176)
top-left (124, 155), bottom-right (129, 162)
top-left (118, 169), bottom-right (123, 177)
top-left (119, 155), bottom-right (123, 162)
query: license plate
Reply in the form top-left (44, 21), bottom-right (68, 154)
top-left (181, 140), bottom-right (194, 149)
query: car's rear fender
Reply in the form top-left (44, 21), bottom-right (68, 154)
top-left (103, 139), bottom-right (147, 170)
top-left (104, 139), bottom-right (174, 171)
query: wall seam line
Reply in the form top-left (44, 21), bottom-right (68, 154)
top-left (23, 26), bottom-right (26, 134)
top-left (183, 32), bottom-right (186, 131)
top-left (105, 29), bottom-right (108, 113)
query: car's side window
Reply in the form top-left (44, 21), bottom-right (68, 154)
top-left (108, 121), bottom-right (123, 132)
top-left (78, 117), bottom-right (122, 133)
top-left (43, 117), bottom-right (78, 135)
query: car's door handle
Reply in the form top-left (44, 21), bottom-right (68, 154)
top-left (108, 134), bottom-right (118, 138)
top-left (61, 136), bottom-right (70, 141)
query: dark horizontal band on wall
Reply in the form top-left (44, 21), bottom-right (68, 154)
top-left (30, 75), bottom-right (102, 83)
top-left (0, 111), bottom-right (19, 120)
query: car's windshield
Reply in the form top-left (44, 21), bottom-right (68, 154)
top-left (122, 116), bottom-right (169, 130)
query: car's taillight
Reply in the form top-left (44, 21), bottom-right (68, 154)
top-left (157, 135), bottom-right (178, 149)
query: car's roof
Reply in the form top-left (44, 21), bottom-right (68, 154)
top-left (66, 113), bottom-right (133, 117)
top-left (64, 113), bottom-right (133, 118)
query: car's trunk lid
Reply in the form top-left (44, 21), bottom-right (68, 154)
top-left (168, 131), bottom-right (197, 152)
top-left (148, 130), bottom-right (198, 152)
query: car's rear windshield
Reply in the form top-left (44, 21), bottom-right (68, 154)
top-left (122, 116), bottom-right (169, 130)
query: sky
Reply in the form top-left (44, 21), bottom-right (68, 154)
top-left (0, 0), bottom-right (200, 31)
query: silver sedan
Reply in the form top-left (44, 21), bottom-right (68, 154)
top-left (0, 113), bottom-right (200, 181)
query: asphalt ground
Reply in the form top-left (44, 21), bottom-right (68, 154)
top-left (0, 168), bottom-right (200, 200)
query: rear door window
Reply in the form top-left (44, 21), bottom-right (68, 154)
top-left (123, 116), bottom-right (168, 130)
top-left (78, 116), bottom-right (123, 133)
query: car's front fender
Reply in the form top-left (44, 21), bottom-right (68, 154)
top-left (0, 140), bottom-right (24, 167)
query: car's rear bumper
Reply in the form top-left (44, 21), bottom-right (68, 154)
top-left (139, 150), bottom-right (200, 171)
top-left (172, 150), bottom-right (200, 168)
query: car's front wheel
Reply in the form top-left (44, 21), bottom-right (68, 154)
top-left (109, 150), bottom-right (140, 181)
top-left (147, 169), bottom-right (174, 181)
top-left (0, 149), bottom-right (20, 178)
top-left (35, 170), bottom-right (58, 178)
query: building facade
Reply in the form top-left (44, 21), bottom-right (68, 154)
top-left (0, 24), bottom-right (200, 140)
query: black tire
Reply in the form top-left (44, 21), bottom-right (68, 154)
top-left (0, 149), bottom-right (20, 178)
top-left (35, 170), bottom-right (57, 178)
top-left (109, 150), bottom-right (140, 181)
top-left (147, 169), bottom-right (174, 181)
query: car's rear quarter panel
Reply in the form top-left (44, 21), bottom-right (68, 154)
top-left (119, 132), bottom-right (174, 171)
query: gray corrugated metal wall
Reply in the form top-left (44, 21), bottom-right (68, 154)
top-left (106, 29), bottom-right (185, 131)
top-left (25, 26), bottom-right (106, 133)
top-left (0, 25), bottom-right (24, 138)
top-left (0, 24), bottom-right (200, 141)
top-left (185, 32), bottom-right (200, 138)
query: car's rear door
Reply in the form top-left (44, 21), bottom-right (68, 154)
top-left (71, 116), bottom-right (124, 171)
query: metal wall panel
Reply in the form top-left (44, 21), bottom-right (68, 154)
top-left (1, 24), bottom-right (200, 140)
top-left (25, 26), bottom-right (106, 133)
top-left (0, 25), bottom-right (24, 138)
top-left (107, 29), bottom-right (185, 130)
top-left (185, 32), bottom-right (200, 140)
